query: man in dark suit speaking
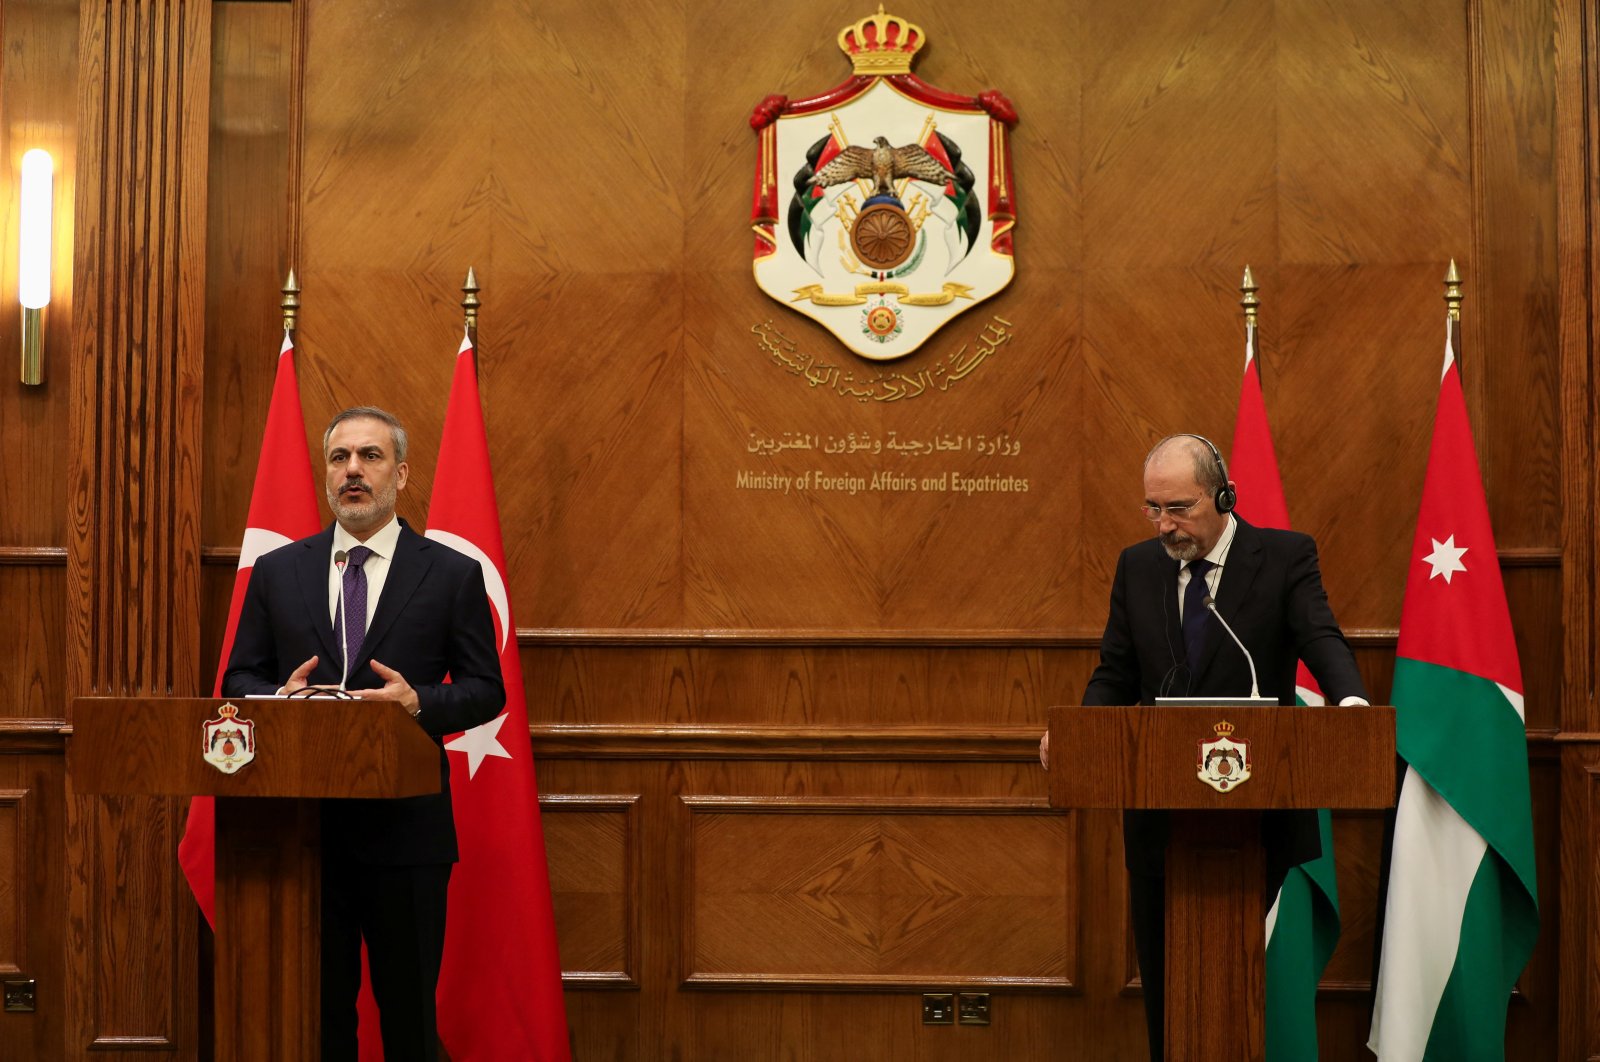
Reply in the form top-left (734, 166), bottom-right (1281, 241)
top-left (1054, 433), bottom-right (1367, 1061)
top-left (224, 406), bottom-right (504, 1061)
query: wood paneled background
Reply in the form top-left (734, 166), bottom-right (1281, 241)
top-left (0, 0), bottom-right (1594, 1057)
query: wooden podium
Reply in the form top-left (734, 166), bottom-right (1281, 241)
top-left (1045, 704), bottom-right (1396, 1062)
top-left (68, 696), bottom-right (442, 1061)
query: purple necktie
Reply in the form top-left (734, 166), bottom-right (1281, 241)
top-left (1182, 559), bottom-right (1214, 674)
top-left (337, 545), bottom-right (374, 666)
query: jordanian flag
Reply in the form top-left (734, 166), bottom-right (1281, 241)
top-left (1226, 309), bottom-right (1342, 1061)
top-left (1368, 318), bottom-right (1538, 1060)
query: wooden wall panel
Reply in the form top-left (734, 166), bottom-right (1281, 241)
top-left (1555, 0), bottom-right (1600, 1051)
top-left (1560, 750), bottom-right (1600, 1060)
top-left (1471, 0), bottom-right (1562, 551)
top-left (0, 565), bottom-right (67, 722)
top-left (0, 0), bottom-right (78, 1055)
top-left (1507, 564), bottom-right (1564, 733)
top-left (524, 644), bottom-right (1089, 727)
top-left (0, 749), bottom-right (66, 1061)
top-left (0, 788), bottom-right (28, 973)
top-left (543, 794), bottom-right (639, 985)
top-left (202, 1), bottom-right (296, 550)
top-left (65, 0), bottom-right (210, 1055)
top-left (683, 798), bottom-right (1072, 989)
top-left (276, 0), bottom-right (1548, 640)
top-left (534, 755), bottom-right (1149, 1062)
top-left (0, 0), bottom-right (77, 548)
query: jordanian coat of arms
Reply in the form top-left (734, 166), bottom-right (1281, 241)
top-left (750, 6), bottom-right (1018, 359)
top-left (202, 702), bottom-right (256, 775)
top-left (1197, 720), bottom-right (1251, 793)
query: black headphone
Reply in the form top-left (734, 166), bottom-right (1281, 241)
top-left (1178, 433), bottom-right (1236, 514)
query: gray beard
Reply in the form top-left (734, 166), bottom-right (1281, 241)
top-left (1160, 535), bottom-right (1201, 562)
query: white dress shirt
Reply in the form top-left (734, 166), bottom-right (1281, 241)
top-left (328, 516), bottom-right (401, 632)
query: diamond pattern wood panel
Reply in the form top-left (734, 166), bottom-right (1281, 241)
top-left (683, 798), bottom-right (1074, 989)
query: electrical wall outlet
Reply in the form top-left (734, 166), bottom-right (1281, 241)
top-left (958, 992), bottom-right (991, 1026)
top-left (3, 979), bottom-right (36, 1013)
top-left (922, 992), bottom-right (955, 1024)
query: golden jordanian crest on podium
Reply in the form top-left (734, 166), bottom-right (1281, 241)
top-left (1197, 720), bottom-right (1251, 793)
top-left (202, 702), bottom-right (256, 775)
top-left (749, 7), bottom-right (1018, 360)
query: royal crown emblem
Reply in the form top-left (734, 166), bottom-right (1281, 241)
top-left (750, 6), bottom-right (1018, 360)
top-left (1197, 720), bottom-right (1251, 793)
top-left (201, 702), bottom-right (256, 775)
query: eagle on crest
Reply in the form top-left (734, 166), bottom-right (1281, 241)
top-left (807, 135), bottom-right (954, 198)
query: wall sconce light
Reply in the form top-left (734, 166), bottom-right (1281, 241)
top-left (18, 149), bottom-right (53, 386)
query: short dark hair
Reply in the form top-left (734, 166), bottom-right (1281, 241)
top-left (323, 406), bottom-right (408, 463)
top-left (1145, 434), bottom-right (1226, 494)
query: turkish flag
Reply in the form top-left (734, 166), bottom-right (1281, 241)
top-left (178, 330), bottom-right (321, 924)
top-left (427, 331), bottom-right (572, 1060)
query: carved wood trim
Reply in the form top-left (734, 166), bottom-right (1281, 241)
top-left (540, 627), bottom-right (1381, 647)
top-left (541, 794), bottom-right (641, 988)
top-left (0, 722), bottom-right (68, 753)
top-left (533, 725), bottom-right (1045, 761)
top-left (680, 795), bottom-right (1055, 814)
top-left (0, 547), bottom-right (66, 566)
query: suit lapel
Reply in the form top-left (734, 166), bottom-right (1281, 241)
top-left (350, 522), bottom-right (434, 673)
top-left (1193, 518), bottom-right (1263, 686)
top-left (296, 525), bottom-right (342, 667)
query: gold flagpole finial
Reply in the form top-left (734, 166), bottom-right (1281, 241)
top-left (462, 267), bottom-right (480, 335)
top-left (1444, 259), bottom-right (1463, 322)
top-left (1240, 265), bottom-right (1259, 328)
top-left (281, 268), bottom-right (300, 333)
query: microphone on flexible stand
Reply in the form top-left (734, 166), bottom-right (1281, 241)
top-left (334, 549), bottom-right (350, 691)
top-left (1202, 595), bottom-right (1261, 699)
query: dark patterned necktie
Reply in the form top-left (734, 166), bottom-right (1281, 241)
top-left (1183, 559), bottom-right (1215, 674)
top-left (338, 545), bottom-right (374, 665)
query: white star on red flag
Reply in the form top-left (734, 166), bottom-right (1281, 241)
top-left (445, 711), bottom-right (512, 778)
top-left (1423, 534), bottom-right (1469, 583)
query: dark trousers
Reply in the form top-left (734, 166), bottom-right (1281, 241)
top-left (321, 859), bottom-right (452, 1062)
top-left (1128, 864), bottom-right (1292, 1062)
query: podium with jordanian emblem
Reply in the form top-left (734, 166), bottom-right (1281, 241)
top-left (1045, 704), bottom-right (1395, 1062)
top-left (69, 696), bottom-right (440, 1061)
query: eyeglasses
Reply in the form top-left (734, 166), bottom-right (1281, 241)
top-left (1139, 500), bottom-right (1203, 521)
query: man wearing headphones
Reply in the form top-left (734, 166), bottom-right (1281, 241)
top-left (1064, 433), bottom-right (1367, 1061)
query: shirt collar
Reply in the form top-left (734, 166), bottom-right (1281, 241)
top-left (332, 515), bottom-right (400, 560)
top-left (1200, 513), bottom-right (1237, 568)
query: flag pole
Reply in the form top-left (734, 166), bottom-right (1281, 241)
top-left (462, 266), bottom-right (480, 346)
top-left (1240, 264), bottom-right (1259, 331)
top-left (1444, 258), bottom-right (1463, 368)
top-left (281, 267), bottom-right (300, 338)
top-left (1240, 264), bottom-right (1260, 373)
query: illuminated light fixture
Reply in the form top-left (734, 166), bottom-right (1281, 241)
top-left (19, 149), bottom-right (53, 386)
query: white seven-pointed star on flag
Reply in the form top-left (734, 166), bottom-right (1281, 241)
top-left (445, 711), bottom-right (512, 779)
top-left (1423, 534), bottom-right (1469, 583)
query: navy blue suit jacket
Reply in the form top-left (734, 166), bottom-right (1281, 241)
top-left (223, 519), bottom-right (505, 865)
top-left (1083, 517), bottom-right (1366, 874)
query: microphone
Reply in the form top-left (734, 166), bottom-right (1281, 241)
top-left (1202, 595), bottom-right (1261, 699)
top-left (334, 549), bottom-right (350, 691)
